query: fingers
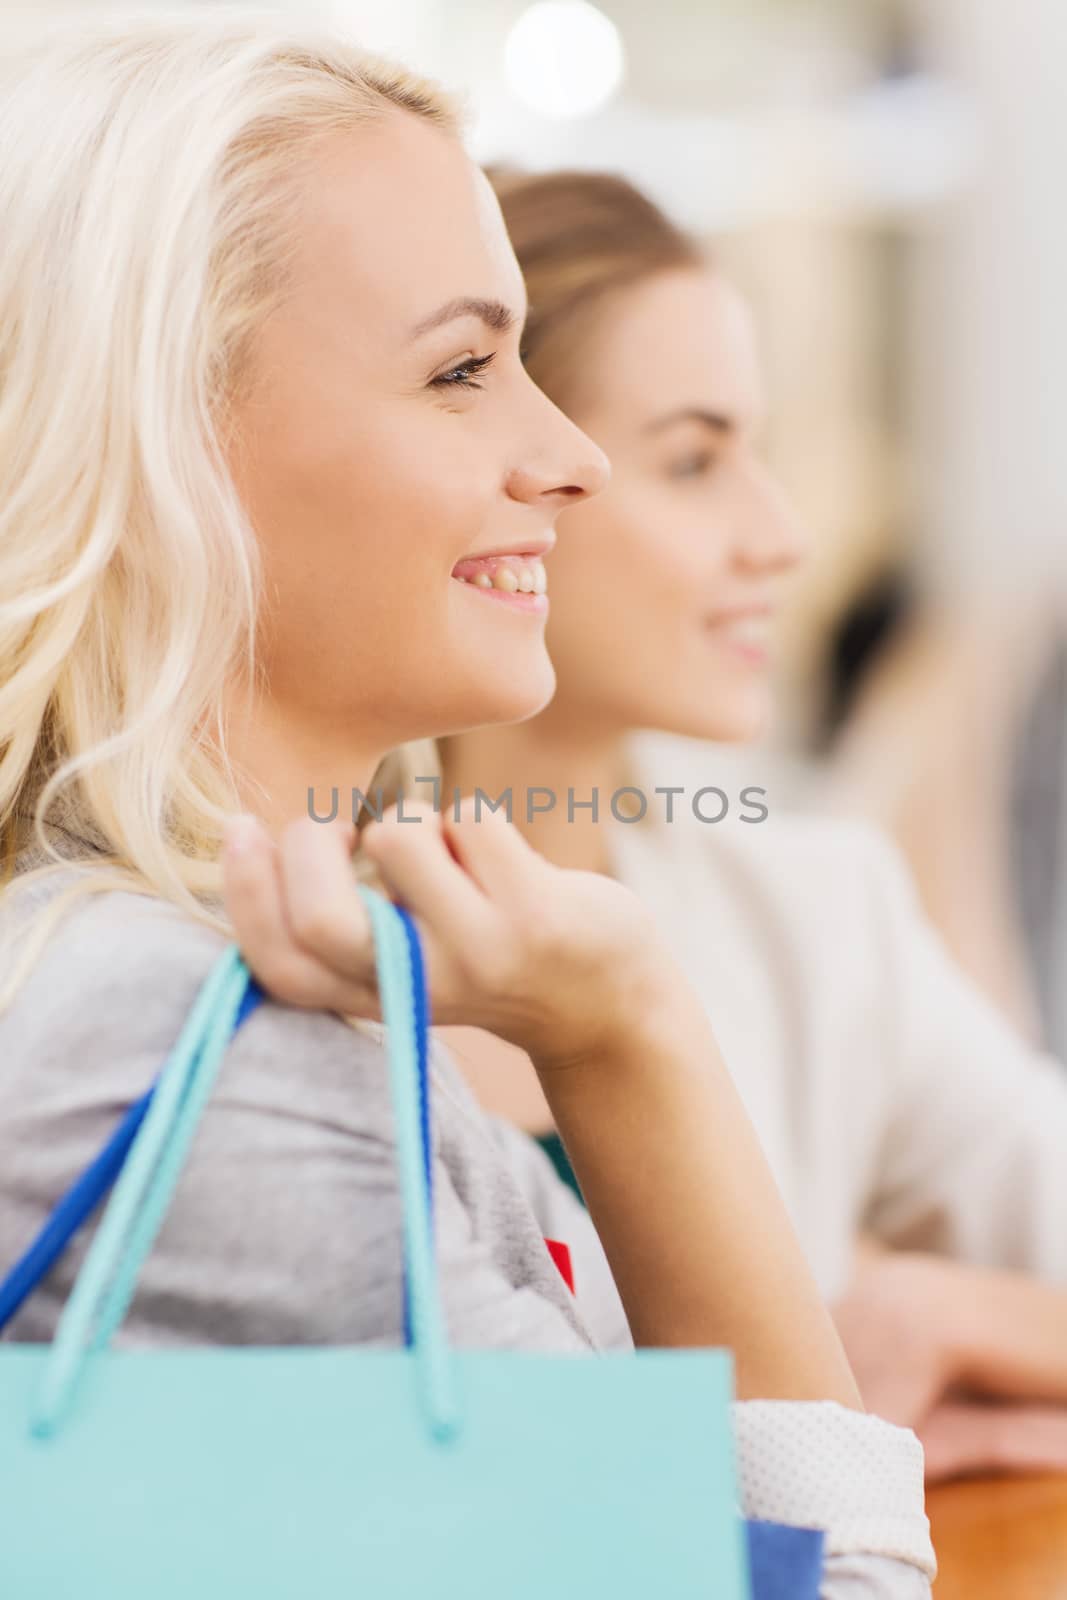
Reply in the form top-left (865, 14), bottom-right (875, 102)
top-left (221, 797), bottom-right (550, 1024)
top-left (222, 814), bottom-right (380, 1016)
top-left (442, 793), bottom-right (548, 905)
top-left (277, 815), bottom-right (371, 973)
top-left (995, 1405), bottom-right (1067, 1473)
top-left (360, 799), bottom-right (495, 948)
top-left (919, 1404), bottom-right (994, 1483)
top-left (920, 1400), bottom-right (1067, 1483)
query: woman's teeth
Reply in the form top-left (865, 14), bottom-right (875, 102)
top-left (453, 558), bottom-right (547, 595)
top-left (718, 616), bottom-right (769, 645)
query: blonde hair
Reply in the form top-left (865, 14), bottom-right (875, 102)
top-left (0, 9), bottom-right (460, 1013)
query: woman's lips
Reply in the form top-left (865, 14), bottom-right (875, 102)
top-left (451, 551), bottom-right (549, 614)
top-left (704, 610), bottom-right (773, 665)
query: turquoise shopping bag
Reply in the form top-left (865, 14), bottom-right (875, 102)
top-left (0, 890), bottom-right (752, 1599)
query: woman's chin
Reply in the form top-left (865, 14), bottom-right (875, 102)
top-left (497, 664), bottom-right (558, 726)
top-left (440, 657), bottom-right (557, 735)
top-left (652, 695), bottom-right (771, 747)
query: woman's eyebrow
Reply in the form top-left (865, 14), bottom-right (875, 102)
top-left (409, 296), bottom-right (518, 340)
top-left (642, 407), bottom-right (733, 436)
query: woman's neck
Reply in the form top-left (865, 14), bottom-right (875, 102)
top-left (222, 688), bottom-right (383, 840)
top-left (441, 707), bottom-right (629, 876)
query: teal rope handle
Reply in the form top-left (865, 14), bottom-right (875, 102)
top-left (356, 887), bottom-right (459, 1442)
top-left (32, 944), bottom-right (247, 1436)
top-left (86, 955), bottom-right (253, 1358)
top-left (30, 891), bottom-right (459, 1444)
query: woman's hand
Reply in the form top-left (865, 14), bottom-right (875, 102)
top-left (921, 1401), bottom-right (1067, 1481)
top-left (831, 1250), bottom-right (956, 1431)
top-left (222, 800), bottom-right (677, 1072)
top-left (833, 1247), bottom-right (1067, 1480)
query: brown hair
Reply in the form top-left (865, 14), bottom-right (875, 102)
top-left (487, 167), bottom-right (705, 413)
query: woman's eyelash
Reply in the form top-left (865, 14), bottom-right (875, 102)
top-left (669, 451), bottom-right (716, 479)
top-left (431, 352), bottom-right (496, 391)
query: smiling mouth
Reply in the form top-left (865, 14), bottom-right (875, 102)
top-left (705, 612), bottom-right (773, 662)
top-left (451, 551), bottom-right (549, 613)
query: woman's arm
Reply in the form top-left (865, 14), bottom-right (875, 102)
top-left (834, 1248), bottom-right (1067, 1478)
top-left (223, 801), bottom-right (858, 1406)
top-left (536, 973), bottom-right (859, 1402)
top-left (951, 1265), bottom-right (1067, 1402)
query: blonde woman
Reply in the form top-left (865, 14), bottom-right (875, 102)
top-left (0, 13), bottom-right (933, 1596)
top-left (438, 168), bottom-right (1067, 1485)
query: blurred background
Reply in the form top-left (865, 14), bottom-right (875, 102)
top-left (9, 0), bottom-right (1067, 1050)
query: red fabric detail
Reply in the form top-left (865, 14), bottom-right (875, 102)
top-left (544, 1237), bottom-right (575, 1295)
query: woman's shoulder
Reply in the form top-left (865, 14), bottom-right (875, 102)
top-left (713, 809), bottom-right (911, 908)
top-left (619, 731), bottom-right (914, 926)
top-left (0, 863), bottom-right (384, 1102)
top-left (0, 860), bottom-right (530, 1159)
top-left (2, 865), bottom-right (228, 1027)
top-left (616, 801), bottom-right (914, 950)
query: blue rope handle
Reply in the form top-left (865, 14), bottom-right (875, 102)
top-left (0, 909), bottom-right (431, 1341)
top-left (1, 912), bottom-right (428, 1345)
top-left (395, 903), bottom-right (432, 1347)
top-left (397, 903), bottom-right (433, 1209)
top-left (32, 946), bottom-right (250, 1434)
top-left (359, 890), bottom-right (458, 1440)
top-left (25, 890), bottom-right (457, 1442)
top-left (0, 981), bottom-right (263, 1337)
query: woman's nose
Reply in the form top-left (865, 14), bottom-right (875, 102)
top-left (505, 401), bottom-right (611, 509)
top-left (737, 461), bottom-right (810, 574)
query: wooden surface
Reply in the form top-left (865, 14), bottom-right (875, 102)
top-left (929, 1475), bottom-right (1067, 1598)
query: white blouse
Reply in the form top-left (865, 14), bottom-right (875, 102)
top-left (606, 752), bottom-right (1067, 1300)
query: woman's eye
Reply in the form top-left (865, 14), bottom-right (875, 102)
top-left (667, 451), bottom-right (716, 480)
top-left (430, 352), bottom-right (496, 392)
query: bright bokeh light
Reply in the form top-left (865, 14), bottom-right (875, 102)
top-left (504, 1), bottom-right (626, 121)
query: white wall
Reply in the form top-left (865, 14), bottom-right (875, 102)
top-left (908, 0), bottom-right (1067, 599)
